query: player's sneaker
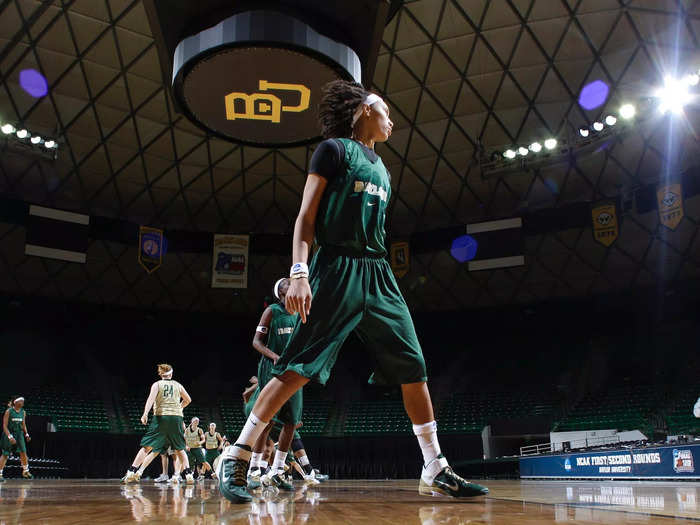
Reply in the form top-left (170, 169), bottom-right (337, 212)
top-left (169, 475), bottom-right (180, 484)
top-left (22, 470), bottom-right (33, 480)
top-left (247, 467), bottom-right (262, 490)
top-left (122, 470), bottom-right (139, 484)
top-left (302, 470), bottom-right (320, 485)
top-left (419, 461), bottom-right (488, 498)
top-left (0, 475), bottom-right (5, 483)
top-left (185, 472), bottom-right (195, 485)
top-left (311, 469), bottom-right (328, 482)
top-left (217, 456), bottom-right (252, 504)
top-left (154, 473), bottom-right (169, 483)
top-left (262, 470), bottom-right (293, 491)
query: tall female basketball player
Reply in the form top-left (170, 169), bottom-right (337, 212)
top-left (122, 364), bottom-right (194, 484)
top-left (219, 80), bottom-right (489, 502)
top-left (0, 396), bottom-right (32, 481)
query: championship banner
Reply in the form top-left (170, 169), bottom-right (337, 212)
top-left (657, 182), bottom-right (684, 230)
top-left (591, 201), bottom-right (618, 247)
top-left (390, 242), bottom-right (410, 278)
top-left (138, 226), bottom-right (164, 274)
top-left (211, 234), bottom-right (249, 288)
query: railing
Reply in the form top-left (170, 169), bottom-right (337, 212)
top-left (520, 434), bottom-right (630, 456)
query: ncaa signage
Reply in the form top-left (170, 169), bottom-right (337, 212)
top-left (172, 10), bottom-right (361, 147)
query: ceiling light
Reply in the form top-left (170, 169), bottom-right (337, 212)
top-left (685, 73), bottom-right (699, 87)
top-left (518, 146), bottom-right (529, 156)
top-left (1, 123), bottom-right (15, 134)
top-left (579, 127), bottom-right (590, 138)
top-left (44, 140), bottom-right (55, 149)
top-left (544, 138), bottom-right (557, 150)
top-left (16, 129), bottom-right (28, 139)
top-left (503, 149), bottom-right (516, 159)
top-left (655, 75), bottom-right (694, 115)
top-left (619, 104), bottom-right (636, 120)
top-left (593, 121), bottom-right (604, 132)
top-left (605, 115), bottom-right (617, 126)
top-left (529, 142), bottom-right (542, 153)
top-left (30, 135), bottom-right (42, 144)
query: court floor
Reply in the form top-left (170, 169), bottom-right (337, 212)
top-left (0, 478), bottom-right (698, 523)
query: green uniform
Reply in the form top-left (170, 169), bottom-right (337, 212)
top-left (1, 407), bottom-right (26, 456)
top-left (140, 379), bottom-right (186, 452)
top-left (185, 425), bottom-right (205, 465)
top-left (273, 138), bottom-right (426, 385)
top-left (257, 303), bottom-right (303, 425)
top-left (204, 431), bottom-right (221, 464)
top-left (243, 387), bottom-right (259, 418)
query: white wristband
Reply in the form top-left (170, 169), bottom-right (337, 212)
top-left (290, 262), bottom-right (309, 277)
top-left (8, 434), bottom-right (13, 440)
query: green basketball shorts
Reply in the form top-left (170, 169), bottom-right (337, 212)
top-left (254, 356), bottom-right (303, 426)
top-left (187, 447), bottom-right (206, 466)
top-left (1, 432), bottom-right (26, 456)
top-left (139, 415), bottom-right (185, 452)
top-left (205, 448), bottom-right (220, 464)
top-left (273, 247), bottom-right (427, 386)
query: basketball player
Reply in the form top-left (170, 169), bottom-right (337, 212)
top-left (154, 447), bottom-right (176, 483)
top-left (204, 423), bottom-right (223, 472)
top-left (0, 397), bottom-right (32, 480)
top-left (185, 417), bottom-right (212, 479)
top-left (233, 277), bottom-right (300, 493)
top-left (219, 80), bottom-right (489, 502)
top-left (694, 396), bottom-right (700, 418)
top-left (122, 364), bottom-right (194, 484)
top-left (268, 423), bottom-right (327, 483)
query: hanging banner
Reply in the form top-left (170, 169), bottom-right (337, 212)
top-left (591, 201), bottom-right (618, 247)
top-left (390, 242), bottom-right (410, 278)
top-left (138, 226), bottom-right (164, 273)
top-left (211, 234), bottom-right (249, 288)
top-left (657, 182), bottom-right (684, 230)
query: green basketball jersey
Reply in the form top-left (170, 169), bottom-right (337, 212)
top-left (315, 138), bottom-right (391, 257)
top-left (7, 407), bottom-right (24, 434)
top-left (267, 303), bottom-right (297, 356)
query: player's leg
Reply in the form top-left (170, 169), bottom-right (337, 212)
top-left (262, 423), bottom-right (295, 491)
top-left (123, 446), bottom-right (152, 483)
top-left (18, 452), bottom-right (32, 479)
top-left (247, 422), bottom-right (273, 490)
top-left (218, 253), bottom-right (364, 503)
top-left (0, 453), bottom-right (7, 481)
top-left (358, 258), bottom-right (488, 498)
top-left (136, 450), bottom-right (160, 479)
top-left (155, 453), bottom-right (169, 482)
top-left (292, 434), bottom-right (328, 482)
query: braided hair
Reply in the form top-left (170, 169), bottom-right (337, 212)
top-left (318, 80), bottom-right (369, 139)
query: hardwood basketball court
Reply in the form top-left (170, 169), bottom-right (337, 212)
top-left (1, 479), bottom-right (698, 523)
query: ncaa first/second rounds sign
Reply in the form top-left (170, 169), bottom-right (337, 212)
top-left (172, 10), bottom-right (362, 147)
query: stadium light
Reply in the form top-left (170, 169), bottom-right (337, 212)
top-left (655, 75), bottom-right (694, 115)
top-left (30, 135), bottom-right (42, 144)
top-left (605, 115), bottom-right (617, 126)
top-left (16, 129), bottom-right (28, 139)
top-left (593, 121), bottom-right (604, 132)
top-left (1, 123), bottom-right (15, 134)
top-left (44, 140), bottom-right (56, 149)
top-left (544, 138), bottom-right (557, 150)
top-left (518, 146), bottom-right (529, 156)
top-left (579, 127), bottom-right (590, 138)
top-left (685, 73), bottom-right (699, 87)
top-left (503, 149), bottom-right (516, 159)
top-left (529, 142), bottom-right (542, 153)
top-left (619, 104), bottom-right (636, 120)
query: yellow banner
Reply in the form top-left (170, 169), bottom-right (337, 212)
top-left (591, 202), bottom-right (618, 247)
top-left (390, 242), bottom-right (410, 279)
top-left (657, 183), bottom-right (684, 230)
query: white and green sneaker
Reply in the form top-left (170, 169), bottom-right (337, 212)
top-left (419, 455), bottom-right (488, 498)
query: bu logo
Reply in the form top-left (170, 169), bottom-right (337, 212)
top-left (597, 212), bottom-right (612, 225)
top-left (661, 192), bottom-right (677, 208)
top-left (225, 80), bottom-right (310, 124)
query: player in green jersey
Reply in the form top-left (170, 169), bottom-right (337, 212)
top-left (219, 80), bottom-right (488, 503)
top-left (0, 396), bottom-right (32, 480)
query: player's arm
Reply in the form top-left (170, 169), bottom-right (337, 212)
top-left (694, 396), bottom-right (700, 418)
top-left (242, 383), bottom-right (257, 403)
top-left (179, 386), bottom-right (192, 410)
top-left (21, 412), bottom-right (29, 441)
top-left (141, 382), bottom-right (158, 425)
top-left (3, 409), bottom-right (15, 444)
top-left (217, 432), bottom-right (223, 449)
top-left (286, 173), bottom-right (328, 323)
top-left (253, 307), bottom-right (279, 362)
top-left (198, 428), bottom-right (205, 447)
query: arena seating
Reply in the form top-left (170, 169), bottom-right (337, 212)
top-left (554, 385), bottom-right (659, 434)
top-left (344, 399), bottom-right (410, 435)
top-left (665, 387), bottom-right (700, 435)
top-left (0, 389), bottom-right (109, 432)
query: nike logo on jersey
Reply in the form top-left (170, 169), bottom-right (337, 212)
top-left (367, 202), bottom-right (375, 206)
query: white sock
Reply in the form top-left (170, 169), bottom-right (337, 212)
top-left (298, 455), bottom-right (310, 467)
top-left (221, 413), bottom-right (268, 462)
top-left (413, 421), bottom-right (442, 466)
top-left (260, 460), bottom-right (268, 470)
top-left (250, 452), bottom-right (262, 470)
top-left (0, 469), bottom-right (3, 476)
top-left (22, 465), bottom-right (29, 472)
top-left (272, 450), bottom-right (287, 472)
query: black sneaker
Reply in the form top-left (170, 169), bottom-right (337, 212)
top-left (419, 465), bottom-right (488, 498)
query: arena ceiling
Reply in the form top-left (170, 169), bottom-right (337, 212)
top-left (0, 0), bottom-right (699, 313)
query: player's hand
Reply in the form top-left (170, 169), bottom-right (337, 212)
top-left (272, 353), bottom-right (280, 365)
top-left (186, 446), bottom-right (190, 451)
top-left (9, 437), bottom-right (16, 445)
top-left (25, 434), bottom-right (31, 442)
top-left (140, 414), bottom-right (148, 425)
top-left (286, 277), bottom-right (312, 323)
